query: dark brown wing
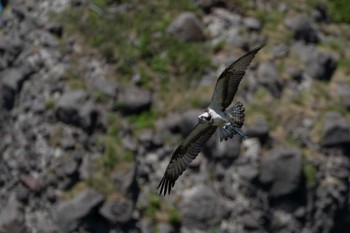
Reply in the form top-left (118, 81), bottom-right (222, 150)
top-left (209, 45), bottom-right (264, 111)
top-left (158, 123), bottom-right (217, 195)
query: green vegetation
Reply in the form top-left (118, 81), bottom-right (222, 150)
top-left (302, 158), bottom-right (318, 188)
top-left (45, 98), bottom-right (56, 110)
top-left (328, 0), bottom-right (350, 23)
top-left (126, 109), bottom-right (157, 130)
top-left (59, 0), bottom-right (213, 114)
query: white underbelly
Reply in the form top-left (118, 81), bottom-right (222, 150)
top-left (208, 108), bottom-right (226, 126)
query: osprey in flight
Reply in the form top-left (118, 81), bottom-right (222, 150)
top-left (158, 45), bottom-right (264, 195)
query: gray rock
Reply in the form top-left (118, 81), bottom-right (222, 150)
top-left (116, 86), bottom-right (152, 115)
top-left (257, 61), bottom-right (283, 97)
top-left (89, 77), bottom-right (118, 98)
top-left (0, 37), bottom-right (23, 70)
top-left (0, 197), bottom-right (26, 233)
top-left (335, 82), bottom-right (350, 110)
top-left (99, 198), bottom-right (133, 224)
top-left (27, 29), bottom-right (59, 48)
top-left (56, 89), bottom-right (88, 122)
top-left (230, 34), bottom-right (249, 50)
top-left (167, 12), bottom-right (205, 42)
top-left (246, 118), bottom-right (270, 145)
top-left (292, 42), bottom-right (337, 81)
top-left (271, 43), bottom-right (289, 58)
top-left (238, 164), bottom-right (259, 181)
top-left (259, 146), bottom-right (302, 197)
top-left (205, 135), bottom-right (241, 167)
top-left (243, 17), bottom-right (262, 31)
top-left (179, 109), bottom-right (203, 136)
top-left (56, 90), bottom-right (100, 132)
top-left (180, 185), bottom-right (229, 229)
top-left (0, 64), bottom-right (37, 110)
top-left (112, 162), bottom-right (137, 196)
top-left (284, 14), bottom-right (319, 43)
top-left (51, 189), bottom-right (104, 232)
top-left (321, 112), bottom-right (350, 148)
top-left (156, 113), bottom-right (182, 135)
top-left (157, 109), bottom-right (202, 138)
top-left (241, 211), bottom-right (262, 230)
top-left (19, 174), bottom-right (41, 192)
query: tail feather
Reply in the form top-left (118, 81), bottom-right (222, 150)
top-left (218, 102), bottom-right (246, 141)
top-left (225, 102), bottom-right (245, 128)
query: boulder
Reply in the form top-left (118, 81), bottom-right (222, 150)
top-left (284, 14), bottom-right (319, 43)
top-left (0, 197), bottom-right (26, 233)
top-left (259, 146), bottom-right (302, 197)
top-left (246, 118), bottom-right (270, 145)
top-left (51, 189), bottom-right (104, 232)
top-left (291, 43), bottom-right (337, 81)
top-left (180, 185), bottom-right (229, 229)
top-left (116, 86), bottom-right (152, 115)
top-left (335, 83), bottom-right (350, 110)
top-left (167, 12), bottom-right (206, 42)
top-left (0, 37), bottom-right (23, 70)
top-left (321, 112), bottom-right (350, 148)
top-left (243, 17), bottom-right (262, 31)
top-left (257, 61), bottom-right (283, 97)
top-left (0, 64), bottom-right (37, 110)
top-left (56, 90), bottom-right (100, 133)
top-left (99, 198), bottom-right (133, 224)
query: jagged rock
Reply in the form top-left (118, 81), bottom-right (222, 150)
top-left (20, 174), bottom-right (41, 192)
top-left (138, 129), bottom-right (162, 150)
top-left (56, 90), bottom-right (100, 132)
top-left (51, 189), bottom-right (104, 232)
top-left (179, 109), bottom-right (203, 136)
top-left (321, 112), bottom-right (350, 148)
top-left (205, 134), bottom-right (241, 167)
top-left (291, 43), bottom-right (337, 80)
top-left (167, 12), bottom-right (205, 42)
top-left (271, 43), bottom-right (289, 58)
top-left (89, 77), bottom-right (118, 98)
top-left (156, 113), bottom-right (182, 134)
top-left (99, 198), bottom-right (133, 224)
top-left (0, 197), bottom-right (26, 233)
top-left (0, 64), bottom-right (36, 110)
top-left (237, 164), bottom-right (259, 181)
top-left (112, 162), bottom-right (137, 196)
top-left (246, 118), bottom-right (270, 145)
top-left (257, 61), bottom-right (283, 97)
top-left (259, 146), bottom-right (302, 197)
top-left (335, 82), bottom-right (350, 110)
top-left (27, 29), bottom-right (59, 48)
top-left (241, 211), bottom-right (262, 230)
top-left (116, 86), bottom-right (152, 115)
top-left (0, 37), bottom-right (23, 70)
top-left (230, 34), bottom-right (249, 50)
top-left (243, 17), bottom-right (262, 31)
top-left (284, 14), bottom-right (319, 43)
top-left (180, 185), bottom-right (229, 230)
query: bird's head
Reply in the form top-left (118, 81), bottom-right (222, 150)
top-left (198, 110), bottom-right (212, 124)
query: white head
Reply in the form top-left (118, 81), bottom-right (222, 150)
top-left (198, 109), bottom-right (212, 123)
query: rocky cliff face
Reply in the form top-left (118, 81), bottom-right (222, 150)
top-left (0, 0), bottom-right (349, 233)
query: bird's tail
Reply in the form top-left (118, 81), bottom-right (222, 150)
top-left (219, 102), bottom-right (246, 141)
top-left (225, 102), bottom-right (245, 128)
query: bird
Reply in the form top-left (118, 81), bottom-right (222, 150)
top-left (157, 44), bottom-right (264, 195)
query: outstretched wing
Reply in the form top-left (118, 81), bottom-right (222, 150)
top-left (209, 45), bottom-right (264, 111)
top-left (158, 123), bottom-right (217, 195)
